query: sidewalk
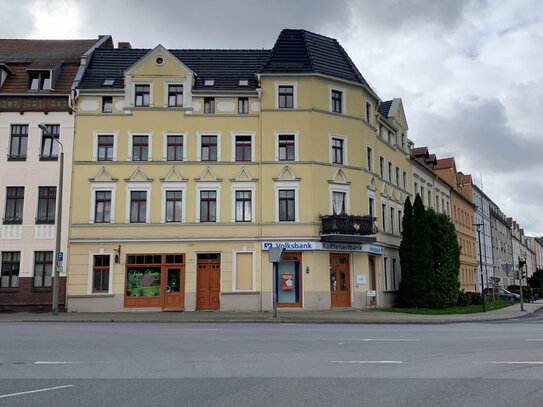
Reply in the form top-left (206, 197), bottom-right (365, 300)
top-left (1, 301), bottom-right (541, 324)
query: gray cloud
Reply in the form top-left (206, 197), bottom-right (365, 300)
top-left (0, 2), bottom-right (35, 38)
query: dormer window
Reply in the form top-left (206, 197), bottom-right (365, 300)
top-left (238, 79), bottom-right (248, 86)
top-left (103, 79), bottom-right (115, 86)
top-left (28, 71), bottom-right (51, 91)
top-left (204, 79), bottom-right (215, 87)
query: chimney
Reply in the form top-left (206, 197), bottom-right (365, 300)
top-left (118, 42), bottom-right (132, 49)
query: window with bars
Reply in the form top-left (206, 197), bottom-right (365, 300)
top-left (201, 135), bottom-right (217, 161)
top-left (168, 85), bottom-right (183, 107)
top-left (97, 135), bottom-right (114, 161)
top-left (1, 251), bottom-right (20, 288)
top-left (278, 135), bottom-right (295, 161)
top-left (132, 135), bottom-right (148, 161)
top-left (235, 135), bottom-right (251, 161)
top-left (3, 187), bottom-right (24, 224)
top-left (165, 191), bottom-right (182, 222)
top-left (36, 186), bottom-right (56, 224)
top-left (93, 255), bottom-right (110, 293)
top-left (33, 251), bottom-right (53, 287)
top-left (279, 190), bottom-right (295, 221)
top-left (135, 85), bottom-right (150, 107)
top-left (235, 191), bottom-right (252, 222)
top-left (278, 86), bottom-right (293, 108)
top-left (9, 125), bottom-right (28, 160)
top-left (200, 191), bottom-right (216, 222)
top-left (167, 135), bottom-right (183, 161)
top-left (130, 191), bottom-right (147, 223)
top-left (40, 124), bottom-right (60, 160)
top-left (94, 191), bottom-right (111, 223)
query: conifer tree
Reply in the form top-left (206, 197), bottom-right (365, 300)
top-left (399, 196), bottom-right (415, 307)
top-left (411, 194), bottom-right (434, 307)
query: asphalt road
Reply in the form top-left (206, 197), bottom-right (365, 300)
top-left (1, 319), bottom-right (542, 406)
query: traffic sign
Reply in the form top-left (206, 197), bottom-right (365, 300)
top-left (57, 252), bottom-right (63, 262)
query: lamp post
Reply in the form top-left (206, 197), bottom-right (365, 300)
top-left (474, 223), bottom-right (486, 312)
top-left (38, 123), bottom-right (63, 315)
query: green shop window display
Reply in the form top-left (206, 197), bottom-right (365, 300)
top-left (127, 267), bottom-right (161, 297)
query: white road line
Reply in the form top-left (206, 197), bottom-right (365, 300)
top-left (33, 361), bottom-right (84, 365)
top-left (342, 338), bottom-right (421, 342)
top-left (525, 339), bottom-right (543, 342)
top-left (330, 360), bottom-right (403, 364)
top-left (473, 361), bottom-right (543, 365)
top-left (0, 385), bottom-right (74, 399)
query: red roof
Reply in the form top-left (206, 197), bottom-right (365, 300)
top-left (411, 146), bottom-right (428, 156)
top-left (434, 157), bottom-right (455, 170)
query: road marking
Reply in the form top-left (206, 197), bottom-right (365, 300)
top-left (0, 385), bottom-right (74, 399)
top-left (473, 361), bottom-right (543, 365)
top-left (330, 360), bottom-right (403, 364)
top-left (342, 338), bottom-right (420, 342)
top-left (34, 361), bottom-right (84, 364)
top-left (525, 339), bottom-right (543, 342)
top-left (167, 328), bottom-right (219, 331)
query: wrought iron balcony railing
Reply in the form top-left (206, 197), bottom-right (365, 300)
top-left (321, 215), bottom-right (378, 236)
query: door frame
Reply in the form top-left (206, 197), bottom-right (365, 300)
top-left (161, 265), bottom-right (185, 310)
top-left (275, 251), bottom-right (303, 308)
top-left (329, 252), bottom-right (351, 307)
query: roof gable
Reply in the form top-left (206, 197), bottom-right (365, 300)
top-left (125, 44), bottom-right (194, 78)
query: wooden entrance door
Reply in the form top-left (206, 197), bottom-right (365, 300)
top-left (196, 257), bottom-right (220, 310)
top-left (330, 253), bottom-right (351, 307)
top-left (162, 267), bottom-right (184, 310)
top-left (368, 255), bottom-right (376, 305)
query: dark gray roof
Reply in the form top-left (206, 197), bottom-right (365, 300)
top-left (79, 48), bottom-right (270, 90)
top-left (79, 29), bottom-right (371, 91)
top-left (378, 100), bottom-right (393, 117)
top-left (261, 29), bottom-right (370, 87)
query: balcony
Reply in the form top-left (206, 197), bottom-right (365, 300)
top-left (320, 215), bottom-right (378, 243)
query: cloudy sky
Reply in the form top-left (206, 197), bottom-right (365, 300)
top-left (1, 0), bottom-right (542, 236)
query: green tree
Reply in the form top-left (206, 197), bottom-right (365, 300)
top-left (399, 197), bottom-right (414, 307)
top-left (427, 209), bottom-right (461, 308)
top-left (528, 268), bottom-right (543, 290)
top-left (410, 194), bottom-right (434, 307)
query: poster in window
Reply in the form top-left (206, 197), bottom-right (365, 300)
top-left (281, 272), bottom-right (294, 290)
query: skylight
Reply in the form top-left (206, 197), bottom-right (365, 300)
top-left (204, 79), bottom-right (215, 86)
top-left (103, 79), bottom-right (115, 86)
top-left (239, 79), bottom-right (249, 86)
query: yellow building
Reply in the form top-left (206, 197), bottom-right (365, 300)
top-left (66, 30), bottom-right (411, 312)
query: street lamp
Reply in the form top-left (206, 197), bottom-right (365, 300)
top-left (474, 223), bottom-right (486, 312)
top-left (38, 123), bottom-right (63, 316)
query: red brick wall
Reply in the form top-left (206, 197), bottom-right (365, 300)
top-left (0, 277), bottom-right (66, 312)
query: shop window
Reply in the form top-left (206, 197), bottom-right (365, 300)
top-left (93, 255), bottom-right (110, 293)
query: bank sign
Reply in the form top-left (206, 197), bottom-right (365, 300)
top-left (261, 241), bottom-right (384, 254)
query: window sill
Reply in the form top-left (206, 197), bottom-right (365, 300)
top-left (0, 288), bottom-right (19, 293)
top-left (39, 157), bottom-right (59, 161)
top-left (7, 157), bottom-right (27, 161)
top-left (31, 287), bottom-right (52, 292)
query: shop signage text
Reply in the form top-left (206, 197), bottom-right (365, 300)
top-left (261, 241), bottom-right (384, 254)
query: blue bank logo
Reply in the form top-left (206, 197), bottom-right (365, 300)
top-left (263, 243), bottom-right (272, 248)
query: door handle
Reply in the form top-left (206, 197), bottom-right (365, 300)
top-left (165, 285), bottom-right (171, 294)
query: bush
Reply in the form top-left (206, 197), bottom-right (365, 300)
top-left (507, 285), bottom-right (531, 299)
top-left (457, 291), bottom-right (482, 307)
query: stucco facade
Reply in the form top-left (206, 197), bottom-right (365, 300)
top-left (66, 31), bottom-right (412, 312)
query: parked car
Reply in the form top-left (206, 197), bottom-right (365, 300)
top-left (483, 288), bottom-right (520, 301)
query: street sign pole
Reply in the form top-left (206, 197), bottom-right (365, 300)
top-left (268, 247), bottom-right (285, 318)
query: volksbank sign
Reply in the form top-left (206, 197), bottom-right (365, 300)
top-left (261, 241), bottom-right (384, 254)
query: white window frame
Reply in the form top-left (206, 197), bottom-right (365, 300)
top-left (387, 160), bottom-right (393, 183)
top-left (87, 250), bottom-right (114, 294)
top-left (329, 183), bottom-right (350, 215)
top-left (195, 182), bottom-right (221, 223)
top-left (389, 202), bottom-right (396, 235)
top-left (365, 99), bottom-right (373, 125)
top-left (329, 85), bottom-right (346, 114)
top-left (383, 256), bottom-right (390, 291)
top-left (329, 134), bottom-right (348, 165)
top-left (274, 82), bottom-right (298, 109)
top-left (92, 131), bottom-right (118, 162)
top-left (395, 166), bottom-right (400, 187)
top-left (125, 182), bottom-right (152, 224)
top-left (128, 132), bottom-right (153, 162)
top-left (402, 171), bottom-right (408, 190)
top-left (232, 249), bottom-right (256, 292)
top-left (160, 182), bottom-right (187, 223)
top-left (89, 183), bottom-right (117, 224)
top-left (367, 190), bottom-right (376, 219)
top-left (197, 131), bottom-right (221, 162)
top-left (274, 181), bottom-right (300, 222)
top-left (231, 182), bottom-right (256, 223)
top-left (162, 132), bottom-right (186, 162)
top-left (231, 132), bottom-right (255, 162)
top-left (381, 199), bottom-right (388, 232)
top-left (379, 155), bottom-right (385, 179)
top-left (133, 81), bottom-right (153, 108)
top-left (274, 131), bottom-right (299, 162)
